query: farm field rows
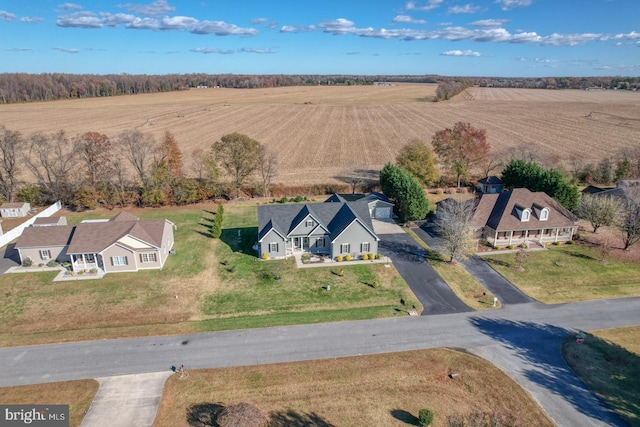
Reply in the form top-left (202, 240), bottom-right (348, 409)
top-left (1, 84), bottom-right (639, 185)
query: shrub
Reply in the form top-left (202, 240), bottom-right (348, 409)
top-left (38, 263), bottom-right (44, 267)
top-left (336, 255), bottom-right (343, 262)
top-left (373, 278), bottom-right (380, 288)
top-left (507, 245), bottom-right (515, 250)
top-left (217, 402), bottom-right (268, 427)
top-left (567, 240), bottom-right (575, 245)
top-left (22, 258), bottom-right (33, 267)
top-left (494, 246), bottom-right (501, 250)
top-left (345, 254), bottom-right (352, 261)
top-left (261, 252), bottom-right (268, 260)
top-left (376, 253), bottom-right (382, 259)
top-left (279, 197), bottom-right (288, 204)
top-left (419, 408), bottom-right (434, 427)
top-left (46, 260), bottom-right (59, 267)
top-left (362, 253), bottom-right (369, 260)
top-left (369, 252), bottom-right (375, 260)
top-left (89, 268), bottom-right (98, 274)
top-left (519, 243), bottom-right (528, 248)
top-left (293, 195), bottom-right (304, 202)
top-left (553, 241), bottom-right (562, 246)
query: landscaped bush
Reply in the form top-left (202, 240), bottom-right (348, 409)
top-left (362, 253), bottom-right (369, 260)
top-left (369, 252), bottom-right (375, 260)
top-left (375, 253), bottom-right (382, 259)
top-left (519, 243), bottom-right (528, 248)
top-left (418, 408), bottom-right (434, 426)
top-left (46, 260), bottom-right (59, 267)
top-left (279, 197), bottom-right (288, 204)
top-left (261, 253), bottom-right (268, 260)
top-left (336, 255), bottom-right (343, 262)
top-left (22, 258), bottom-right (33, 267)
top-left (373, 278), bottom-right (380, 288)
top-left (293, 195), bottom-right (304, 202)
top-left (494, 246), bottom-right (501, 250)
top-left (301, 253), bottom-right (311, 264)
top-left (567, 240), bottom-right (575, 245)
top-left (507, 245), bottom-right (515, 250)
top-left (345, 254), bottom-right (352, 261)
top-left (89, 268), bottom-right (98, 274)
top-left (553, 241), bottom-right (562, 246)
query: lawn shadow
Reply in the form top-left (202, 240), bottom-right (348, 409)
top-left (379, 238), bottom-right (427, 262)
top-left (186, 402), bottom-right (224, 427)
top-left (269, 409), bottom-right (336, 427)
top-left (220, 226), bottom-right (258, 254)
top-left (390, 409), bottom-right (420, 425)
top-left (469, 317), bottom-right (626, 426)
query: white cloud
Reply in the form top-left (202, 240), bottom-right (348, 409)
top-left (0, 10), bottom-right (17, 21)
top-left (405, 0), bottom-right (443, 12)
top-left (495, 0), bottom-right (533, 10)
top-left (53, 47), bottom-right (80, 53)
top-left (57, 12), bottom-right (103, 28)
top-left (191, 47), bottom-right (234, 54)
top-left (6, 47), bottom-right (33, 51)
top-left (441, 49), bottom-right (482, 56)
top-left (119, 0), bottom-right (175, 17)
top-left (20, 16), bottom-right (44, 23)
top-left (280, 25), bottom-right (315, 33)
top-left (471, 19), bottom-right (508, 28)
top-left (393, 15), bottom-right (427, 24)
top-left (318, 18), bottom-right (356, 35)
top-left (58, 3), bottom-right (83, 11)
top-left (191, 20), bottom-right (257, 36)
top-left (240, 47), bottom-right (277, 54)
top-left (448, 4), bottom-right (482, 14)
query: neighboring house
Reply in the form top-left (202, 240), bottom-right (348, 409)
top-left (14, 211), bottom-right (175, 274)
top-left (257, 193), bottom-right (392, 260)
top-left (0, 202), bottom-right (31, 218)
top-left (471, 188), bottom-right (578, 247)
top-left (32, 216), bottom-right (68, 227)
top-left (587, 180), bottom-right (640, 202)
top-left (476, 176), bottom-right (504, 194)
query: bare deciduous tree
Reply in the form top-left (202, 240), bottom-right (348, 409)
top-left (23, 130), bottom-right (81, 204)
top-left (115, 129), bottom-right (158, 188)
top-left (577, 194), bottom-right (620, 233)
top-left (0, 126), bottom-right (25, 202)
top-left (258, 146), bottom-right (278, 197)
top-left (212, 133), bottom-right (262, 198)
top-left (618, 196), bottom-right (640, 250)
top-left (434, 197), bottom-right (477, 262)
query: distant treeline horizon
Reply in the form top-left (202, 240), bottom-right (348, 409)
top-left (0, 72), bottom-right (637, 104)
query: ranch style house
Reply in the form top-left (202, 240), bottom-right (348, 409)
top-left (470, 188), bottom-right (579, 247)
top-left (257, 193), bottom-right (393, 260)
top-left (14, 211), bottom-right (175, 274)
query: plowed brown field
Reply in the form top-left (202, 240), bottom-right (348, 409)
top-left (1, 84), bottom-right (639, 184)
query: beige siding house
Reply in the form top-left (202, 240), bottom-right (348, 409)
top-left (14, 211), bottom-right (175, 275)
top-left (0, 202), bottom-right (31, 218)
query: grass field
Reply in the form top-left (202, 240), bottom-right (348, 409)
top-left (1, 85), bottom-right (638, 185)
top-left (562, 326), bottom-right (640, 427)
top-left (482, 244), bottom-right (640, 303)
top-left (0, 202), bottom-right (419, 347)
top-left (154, 348), bottom-right (553, 427)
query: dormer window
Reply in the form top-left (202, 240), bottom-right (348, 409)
top-left (305, 219), bottom-right (314, 227)
top-left (521, 209), bottom-right (530, 222)
top-left (539, 208), bottom-right (549, 221)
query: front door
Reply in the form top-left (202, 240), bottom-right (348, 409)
top-left (293, 237), bottom-right (309, 251)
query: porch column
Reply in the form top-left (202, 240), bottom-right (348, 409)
top-left (508, 231), bottom-right (513, 245)
top-left (555, 228), bottom-right (559, 242)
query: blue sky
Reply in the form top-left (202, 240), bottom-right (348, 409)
top-left (1, 0), bottom-right (638, 77)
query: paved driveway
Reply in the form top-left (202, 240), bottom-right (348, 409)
top-left (373, 219), bottom-right (471, 315)
top-left (414, 224), bottom-right (533, 305)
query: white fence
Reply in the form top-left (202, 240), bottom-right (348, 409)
top-left (0, 201), bottom-right (62, 248)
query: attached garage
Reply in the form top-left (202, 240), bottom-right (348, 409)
top-left (374, 206), bottom-right (392, 219)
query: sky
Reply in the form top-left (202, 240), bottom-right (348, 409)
top-left (0, 0), bottom-right (639, 77)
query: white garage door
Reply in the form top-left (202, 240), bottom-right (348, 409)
top-left (375, 207), bottom-right (392, 219)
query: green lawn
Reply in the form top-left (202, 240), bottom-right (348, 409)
top-left (203, 204), bottom-right (421, 322)
top-left (483, 245), bottom-right (640, 303)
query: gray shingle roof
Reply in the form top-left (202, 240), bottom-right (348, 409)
top-left (15, 225), bottom-right (75, 248)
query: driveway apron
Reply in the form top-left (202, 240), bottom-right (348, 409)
top-left (377, 230), bottom-right (471, 315)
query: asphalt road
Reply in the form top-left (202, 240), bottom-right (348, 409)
top-left (379, 232), bottom-right (472, 315)
top-left (3, 297), bottom-right (639, 427)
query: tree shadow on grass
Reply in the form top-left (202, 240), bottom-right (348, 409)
top-left (379, 238), bottom-right (427, 263)
top-left (469, 317), bottom-right (626, 426)
top-left (268, 409), bottom-right (336, 427)
top-left (390, 409), bottom-right (420, 425)
top-left (186, 402), bottom-right (224, 427)
top-left (220, 226), bottom-right (258, 254)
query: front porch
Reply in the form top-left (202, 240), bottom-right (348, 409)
top-left (485, 226), bottom-right (576, 248)
top-left (70, 253), bottom-right (103, 273)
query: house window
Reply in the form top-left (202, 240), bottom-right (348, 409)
top-left (316, 237), bottom-right (325, 248)
top-left (305, 219), bottom-right (314, 227)
top-left (269, 242), bottom-right (279, 253)
top-left (540, 208), bottom-right (549, 221)
top-left (112, 256), bottom-right (128, 266)
top-left (521, 210), bottom-right (530, 222)
top-left (40, 249), bottom-right (51, 260)
top-left (341, 243), bottom-right (350, 254)
top-left (361, 242), bottom-right (370, 252)
top-left (140, 253), bottom-right (157, 263)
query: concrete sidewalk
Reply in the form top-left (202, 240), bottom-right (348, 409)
top-left (81, 371), bottom-right (172, 427)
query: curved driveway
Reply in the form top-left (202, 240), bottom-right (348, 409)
top-left (2, 297), bottom-right (639, 427)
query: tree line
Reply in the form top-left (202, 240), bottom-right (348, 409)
top-left (0, 125), bottom-right (276, 210)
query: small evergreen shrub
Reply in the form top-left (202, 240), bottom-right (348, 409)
top-left (89, 268), bottom-right (98, 274)
top-left (567, 240), bottom-right (575, 245)
top-left (22, 258), bottom-right (33, 267)
top-left (369, 252), bottom-right (375, 260)
top-left (418, 408), bottom-right (434, 427)
top-left (261, 252), bottom-right (269, 260)
top-left (345, 254), bottom-right (352, 261)
top-left (279, 197), bottom-right (288, 203)
top-left (293, 195), bottom-right (304, 202)
top-left (507, 244), bottom-right (515, 250)
top-left (336, 255), bottom-right (343, 262)
top-left (519, 243), bottom-right (528, 248)
top-left (46, 260), bottom-right (59, 267)
top-left (376, 253), bottom-right (382, 259)
top-left (362, 253), bottom-right (369, 260)
top-left (373, 278), bottom-right (380, 288)
top-left (553, 241), bottom-right (562, 246)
